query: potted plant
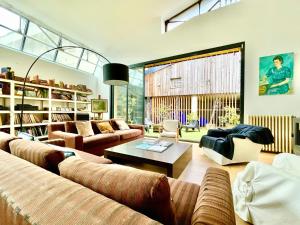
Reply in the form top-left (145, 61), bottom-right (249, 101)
top-left (187, 112), bottom-right (197, 124)
top-left (218, 106), bottom-right (240, 128)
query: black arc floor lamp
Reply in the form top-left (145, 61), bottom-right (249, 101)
top-left (19, 45), bottom-right (129, 135)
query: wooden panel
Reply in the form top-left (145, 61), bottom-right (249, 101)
top-left (145, 52), bottom-right (241, 97)
top-left (248, 115), bottom-right (294, 153)
top-left (149, 94), bottom-right (240, 126)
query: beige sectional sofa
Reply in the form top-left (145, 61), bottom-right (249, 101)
top-left (48, 119), bottom-right (144, 156)
top-left (0, 132), bottom-right (236, 225)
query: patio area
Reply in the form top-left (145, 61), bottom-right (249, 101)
top-left (144, 126), bottom-right (209, 142)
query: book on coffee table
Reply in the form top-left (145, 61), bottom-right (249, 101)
top-left (135, 140), bottom-right (173, 153)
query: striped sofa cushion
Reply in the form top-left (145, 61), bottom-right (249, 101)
top-left (9, 139), bottom-right (65, 174)
top-left (192, 167), bottom-right (236, 225)
top-left (0, 151), bottom-right (161, 225)
top-left (59, 157), bottom-right (176, 225)
top-left (168, 178), bottom-right (200, 225)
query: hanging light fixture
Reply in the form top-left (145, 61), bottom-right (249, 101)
top-left (103, 63), bottom-right (129, 85)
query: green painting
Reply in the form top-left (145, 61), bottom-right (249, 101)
top-left (259, 52), bottom-right (294, 95)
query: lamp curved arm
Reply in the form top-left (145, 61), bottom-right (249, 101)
top-left (20, 45), bottom-right (111, 131)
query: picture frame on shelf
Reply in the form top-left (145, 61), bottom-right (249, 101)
top-left (91, 99), bottom-right (108, 113)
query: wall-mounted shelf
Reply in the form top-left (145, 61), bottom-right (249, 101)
top-left (0, 78), bottom-right (93, 136)
top-left (14, 96), bottom-right (49, 101)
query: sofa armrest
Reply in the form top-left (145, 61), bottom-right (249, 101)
top-left (207, 128), bottom-right (231, 138)
top-left (49, 131), bottom-right (83, 150)
top-left (42, 138), bottom-right (65, 147)
top-left (272, 153), bottom-right (300, 177)
top-left (48, 123), bottom-right (65, 134)
top-left (129, 124), bottom-right (145, 135)
top-left (192, 167), bottom-right (236, 225)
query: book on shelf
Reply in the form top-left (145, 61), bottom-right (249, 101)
top-left (14, 114), bottom-right (42, 124)
top-left (15, 125), bottom-right (48, 138)
top-left (51, 113), bottom-right (72, 122)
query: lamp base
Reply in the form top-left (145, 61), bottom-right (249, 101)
top-left (17, 131), bottom-right (34, 141)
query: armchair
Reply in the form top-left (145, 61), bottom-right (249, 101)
top-left (184, 120), bottom-right (200, 132)
top-left (233, 153), bottom-right (300, 225)
top-left (199, 124), bottom-right (274, 165)
top-left (159, 120), bottom-right (180, 142)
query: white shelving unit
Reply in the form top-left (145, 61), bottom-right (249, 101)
top-left (0, 78), bottom-right (92, 136)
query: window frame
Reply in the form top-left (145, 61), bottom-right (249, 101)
top-left (0, 6), bottom-right (101, 75)
top-left (164, 0), bottom-right (239, 32)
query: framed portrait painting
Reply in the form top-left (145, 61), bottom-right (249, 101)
top-left (259, 52), bottom-right (294, 96)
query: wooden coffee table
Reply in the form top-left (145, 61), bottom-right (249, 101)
top-left (104, 138), bottom-right (192, 178)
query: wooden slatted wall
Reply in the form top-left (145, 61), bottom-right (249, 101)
top-left (248, 115), bottom-right (294, 153)
top-left (150, 93), bottom-right (240, 125)
top-left (197, 93), bottom-right (239, 126)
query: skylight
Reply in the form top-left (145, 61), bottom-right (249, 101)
top-left (165, 0), bottom-right (240, 32)
top-left (0, 6), bottom-right (101, 74)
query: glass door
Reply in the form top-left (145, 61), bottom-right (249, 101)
top-left (112, 66), bottom-right (144, 124)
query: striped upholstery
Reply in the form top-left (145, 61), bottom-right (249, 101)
top-left (0, 132), bottom-right (19, 153)
top-left (9, 139), bottom-right (65, 174)
top-left (59, 157), bottom-right (176, 225)
top-left (192, 168), bottom-right (236, 225)
top-left (168, 178), bottom-right (200, 225)
top-left (0, 151), bottom-right (161, 225)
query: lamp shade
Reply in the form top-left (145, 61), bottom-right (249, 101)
top-left (103, 63), bottom-right (129, 85)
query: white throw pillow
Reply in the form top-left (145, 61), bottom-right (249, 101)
top-left (75, 121), bottom-right (94, 137)
top-left (115, 120), bottom-right (130, 130)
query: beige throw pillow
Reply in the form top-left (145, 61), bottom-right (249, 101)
top-left (115, 120), bottom-right (130, 130)
top-left (75, 121), bottom-right (94, 137)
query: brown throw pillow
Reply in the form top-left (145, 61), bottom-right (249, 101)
top-left (75, 121), bottom-right (94, 137)
top-left (9, 139), bottom-right (65, 174)
top-left (96, 122), bottom-right (114, 133)
top-left (59, 157), bottom-right (177, 225)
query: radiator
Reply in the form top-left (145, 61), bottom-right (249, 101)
top-left (248, 115), bottom-right (294, 153)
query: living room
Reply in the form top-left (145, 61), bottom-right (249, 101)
top-left (0, 1), bottom-right (299, 225)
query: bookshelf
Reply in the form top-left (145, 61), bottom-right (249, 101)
top-left (0, 78), bottom-right (92, 137)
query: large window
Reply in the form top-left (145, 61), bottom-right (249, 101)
top-left (0, 6), bottom-right (101, 74)
top-left (113, 67), bottom-right (144, 124)
top-left (165, 0), bottom-right (240, 32)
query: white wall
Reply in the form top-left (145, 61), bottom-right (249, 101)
top-left (0, 46), bottom-right (111, 118)
top-left (151, 0), bottom-right (300, 118)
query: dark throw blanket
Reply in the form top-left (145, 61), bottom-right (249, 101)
top-left (200, 124), bottom-right (274, 160)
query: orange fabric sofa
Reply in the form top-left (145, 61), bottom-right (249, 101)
top-left (48, 119), bottom-right (144, 156)
top-left (0, 132), bottom-right (236, 225)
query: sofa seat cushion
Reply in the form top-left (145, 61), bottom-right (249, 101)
top-left (0, 132), bottom-right (19, 153)
top-left (9, 139), bottom-right (65, 174)
top-left (115, 129), bottom-right (142, 140)
top-left (168, 178), bottom-right (200, 225)
top-left (59, 157), bottom-right (176, 225)
top-left (83, 133), bottom-right (120, 149)
top-left (73, 149), bottom-right (112, 164)
top-left (161, 131), bottom-right (177, 138)
top-left (49, 144), bottom-right (113, 164)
